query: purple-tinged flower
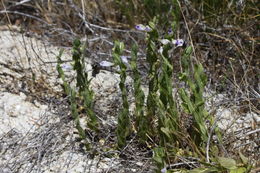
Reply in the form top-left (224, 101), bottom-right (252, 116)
top-left (172, 39), bottom-right (184, 47)
top-left (135, 24), bottom-right (151, 32)
top-left (145, 26), bottom-right (152, 32)
top-left (161, 167), bottom-right (167, 173)
top-left (99, 60), bottom-right (114, 67)
top-left (168, 28), bottom-right (173, 35)
top-left (61, 64), bottom-right (72, 71)
top-left (135, 24), bottom-right (146, 31)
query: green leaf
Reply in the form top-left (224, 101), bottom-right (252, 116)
top-left (73, 39), bottom-right (81, 47)
top-left (217, 157), bottom-right (237, 170)
top-left (148, 21), bottom-right (156, 30)
top-left (239, 151), bottom-right (248, 165)
top-left (161, 127), bottom-right (171, 138)
top-left (195, 100), bottom-right (205, 107)
top-left (153, 156), bottom-right (163, 164)
top-left (153, 147), bottom-right (165, 164)
top-left (179, 72), bottom-right (188, 81)
top-left (189, 167), bottom-right (218, 173)
top-left (185, 46), bottom-right (193, 55)
top-left (230, 167), bottom-right (247, 173)
top-left (161, 54), bottom-right (173, 70)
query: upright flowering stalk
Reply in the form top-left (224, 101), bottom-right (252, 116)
top-left (143, 20), bottom-right (160, 137)
top-left (158, 38), bottom-right (179, 144)
top-left (56, 46), bottom-right (91, 150)
top-left (113, 41), bottom-right (131, 149)
top-left (72, 39), bottom-right (99, 132)
top-left (130, 44), bottom-right (147, 144)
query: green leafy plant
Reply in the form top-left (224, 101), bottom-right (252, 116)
top-left (56, 49), bottom-right (70, 96)
top-left (145, 19), bottom-right (161, 138)
top-left (153, 147), bottom-right (167, 172)
top-left (72, 39), bottom-right (99, 132)
top-left (158, 35), bottom-right (179, 145)
top-left (56, 39), bottom-right (99, 150)
top-left (56, 49), bottom-right (89, 149)
top-left (112, 41), bottom-right (131, 149)
top-left (178, 46), bottom-right (208, 146)
top-left (130, 44), bottom-right (147, 144)
top-left (190, 153), bottom-right (252, 173)
top-left (55, 8), bottom-right (254, 172)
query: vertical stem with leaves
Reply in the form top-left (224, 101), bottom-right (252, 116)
top-left (130, 44), bottom-right (147, 144)
top-left (158, 42), bottom-right (179, 144)
top-left (113, 41), bottom-right (131, 149)
top-left (179, 46), bottom-right (208, 146)
top-left (72, 39), bottom-right (99, 132)
top-left (146, 20), bottom-right (160, 137)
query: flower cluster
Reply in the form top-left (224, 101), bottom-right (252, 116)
top-left (158, 38), bottom-right (184, 54)
top-left (135, 24), bottom-right (184, 47)
top-left (99, 25), bottom-right (185, 67)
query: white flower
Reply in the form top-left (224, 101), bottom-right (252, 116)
top-left (120, 56), bottom-right (129, 64)
top-left (159, 46), bottom-right (164, 54)
top-left (99, 61), bottom-right (114, 67)
top-left (160, 39), bottom-right (171, 45)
